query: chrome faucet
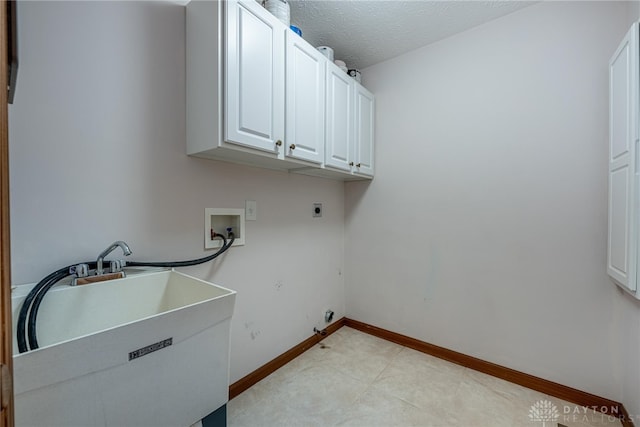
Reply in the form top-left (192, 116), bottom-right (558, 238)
top-left (96, 241), bottom-right (132, 275)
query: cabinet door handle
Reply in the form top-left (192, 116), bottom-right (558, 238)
top-left (356, 163), bottom-right (361, 168)
top-left (349, 162), bottom-right (354, 166)
top-left (275, 140), bottom-right (282, 147)
top-left (289, 144), bottom-right (296, 150)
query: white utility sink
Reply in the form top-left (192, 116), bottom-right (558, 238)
top-left (11, 269), bottom-right (236, 427)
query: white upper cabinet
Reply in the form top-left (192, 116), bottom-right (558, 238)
top-left (186, 0), bottom-right (374, 180)
top-left (225, 0), bottom-right (285, 154)
top-left (325, 61), bottom-right (354, 171)
top-left (285, 30), bottom-right (325, 164)
top-left (608, 22), bottom-right (639, 294)
top-left (324, 62), bottom-right (375, 178)
top-left (353, 84), bottom-right (375, 177)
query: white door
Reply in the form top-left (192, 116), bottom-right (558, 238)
top-left (285, 31), bottom-right (325, 164)
top-left (225, 0), bottom-right (285, 154)
top-left (353, 84), bottom-right (375, 177)
top-left (607, 22), bottom-right (639, 291)
top-left (325, 61), bottom-right (353, 171)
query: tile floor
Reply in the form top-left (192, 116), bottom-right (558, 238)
top-left (228, 327), bottom-right (622, 427)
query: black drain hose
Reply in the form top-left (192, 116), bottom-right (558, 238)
top-left (17, 233), bottom-right (234, 354)
top-left (17, 263), bottom-right (90, 353)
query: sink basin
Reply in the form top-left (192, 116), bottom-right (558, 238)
top-left (11, 269), bottom-right (236, 427)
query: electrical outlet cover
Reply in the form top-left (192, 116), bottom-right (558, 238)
top-left (245, 200), bottom-right (257, 221)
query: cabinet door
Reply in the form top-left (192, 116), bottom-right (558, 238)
top-left (285, 31), bottom-right (325, 164)
top-left (225, 0), bottom-right (285, 154)
top-left (353, 84), bottom-right (375, 177)
top-left (607, 22), bottom-right (639, 292)
top-left (325, 62), bottom-right (353, 171)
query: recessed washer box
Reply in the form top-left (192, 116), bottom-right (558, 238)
top-left (205, 208), bottom-right (245, 249)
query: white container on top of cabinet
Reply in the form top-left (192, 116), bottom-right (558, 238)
top-left (186, 0), bottom-right (374, 180)
top-left (607, 21), bottom-right (639, 296)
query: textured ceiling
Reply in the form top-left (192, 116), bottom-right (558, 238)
top-left (288, 1), bottom-right (536, 70)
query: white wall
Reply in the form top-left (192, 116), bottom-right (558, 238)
top-left (345, 0), bottom-right (630, 403)
top-left (630, 0), bottom-right (640, 22)
top-left (8, 1), bottom-right (345, 384)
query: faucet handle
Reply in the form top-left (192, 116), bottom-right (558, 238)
top-left (69, 263), bottom-right (90, 286)
top-left (70, 263), bottom-right (90, 278)
top-left (110, 260), bottom-right (126, 273)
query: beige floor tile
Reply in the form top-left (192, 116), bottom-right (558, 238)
top-left (229, 364), bottom-right (369, 427)
top-left (226, 390), bottom-right (255, 421)
top-left (463, 368), bottom-right (545, 402)
top-left (275, 365), bottom-right (369, 417)
top-left (314, 328), bottom-right (404, 383)
top-left (228, 347), bottom-right (332, 420)
top-left (229, 396), bottom-right (326, 427)
top-left (461, 369), bottom-right (553, 425)
top-left (333, 388), bottom-right (453, 427)
top-left (228, 327), bottom-right (626, 427)
top-left (227, 373), bottom-right (287, 421)
top-left (323, 327), bottom-right (404, 360)
top-left (368, 347), bottom-right (464, 416)
top-left (451, 375), bottom-right (522, 427)
top-left (392, 347), bottom-right (466, 377)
